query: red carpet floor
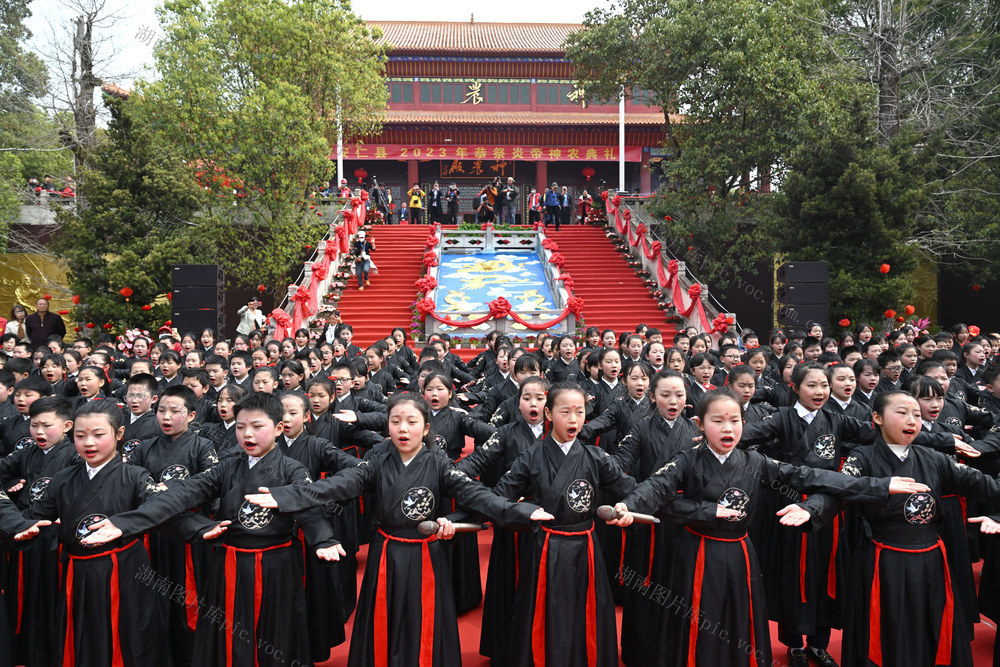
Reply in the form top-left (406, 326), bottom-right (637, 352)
top-left (544, 225), bottom-right (677, 341)
top-left (335, 226), bottom-right (430, 349)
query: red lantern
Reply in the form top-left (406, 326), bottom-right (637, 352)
top-left (884, 309), bottom-right (896, 319)
top-left (72, 294), bottom-right (81, 305)
top-left (141, 304), bottom-right (152, 311)
top-left (119, 287), bottom-right (133, 302)
top-left (879, 264), bottom-right (890, 274)
top-left (903, 305), bottom-right (915, 316)
top-left (581, 166), bottom-right (596, 182)
top-left (354, 168), bottom-right (368, 184)
top-left (973, 284), bottom-right (982, 292)
top-left (257, 284), bottom-right (266, 293)
top-left (838, 318), bottom-right (851, 327)
top-left (86, 323), bottom-right (95, 329)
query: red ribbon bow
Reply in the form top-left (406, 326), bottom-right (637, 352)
top-left (548, 253), bottom-right (566, 268)
top-left (566, 296), bottom-right (585, 315)
top-left (423, 251), bottom-right (439, 268)
top-left (415, 276), bottom-right (438, 293)
top-left (488, 297), bottom-right (513, 319)
top-left (688, 284), bottom-right (702, 300)
top-left (415, 298), bottom-right (436, 318)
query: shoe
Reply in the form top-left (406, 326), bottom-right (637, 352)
top-left (788, 648), bottom-right (808, 667)
top-left (365, 280), bottom-right (371, 286)
top-left (358, 286), bottom-right (364, 291)
top-left (806, 647), bottom-right (839, 667)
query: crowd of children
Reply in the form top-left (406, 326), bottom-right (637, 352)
top-left (1, 315), bottom-right (1000, 666)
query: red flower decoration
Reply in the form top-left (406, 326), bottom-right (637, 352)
top-left (884, 309), bottom-right (896, 319)
top-left (422, 251), bottom-right (438, 268)
top-left (72, 294), bottom-right (81, 305)
top-left (141, 304), bottom-right (152, 311)
top-left (972, 284), bottom-right (982, 292)
top-left (414, 276), bottom-right (438, 293)
top-left (415, 298), bottom-right (436, 318)
top-left (548, 253), bottom-right (566, 268)
top-left (42, 294), bottom-right (52, 300)
top-left (664, 215), bottom-right (673, 221)
top-left (688, 284), bottom-right (702, 300)
top-left (164, 320), bottom-right (172, 327)
top-left (166, 292), bottom-right (172, 301)
top-left (488, 297), bottom-right (513, 319)
top-left (895, 316), bottom-right (905, 324)
top-left (636, 223), bottom-right (647, 236)
top-left (257, 284), bottom-right (266, 293)
top-left (969, 325), bottom-right (981, 337)
top-left (566, 296), bottom-right (585, 315)
top-left (879, 264), bottom-right (890, 274)
top-left (903, 305), bottom-right (915, 316)
top-left (57, 309), bottom-right (69, 315)
top-left (839, 318), bottom-right (851, 327)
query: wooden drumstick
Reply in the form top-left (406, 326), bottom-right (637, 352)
top-left (417, 520), bottom-right (487, 536)
top-left (596, 505), bottom-right (660, 525)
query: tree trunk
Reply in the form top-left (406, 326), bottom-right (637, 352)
top-left (875, 5), bottom-right (900, 144)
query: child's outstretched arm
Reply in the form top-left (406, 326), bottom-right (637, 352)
top-left (246, 457), bottom-right (372, 511)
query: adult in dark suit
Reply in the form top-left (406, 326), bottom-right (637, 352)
top-left (427, 181), bottom-right (445, 224)
top-left (25, 298), bottom-right (66, 348)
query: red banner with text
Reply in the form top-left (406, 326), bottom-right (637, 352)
top-left (338, 144), bottom-right (643, 162)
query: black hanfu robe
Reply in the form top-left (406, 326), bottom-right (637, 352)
top-left (0, 414), bottom-right (31, 457)
top-left (124, 428), bottom-right (219, 666)
top-left (546, 357), bottom-right (581, 384)
top-left (111, 447), bottom-right (338, 667)
top-left (0, 439), bottom-right (81, 667)
top-left (836, 440), bottom-right (1000, 666)
top-left (120, 410), bottom-right (159, 446)
top-left (740, 407), bottom-right (957, 637)
top-left (612, 414), bottom-right (703, 664)
top-left (22, 458), bottom-right (169, 667)
top-left (276, 432), bottom-right (361, 656)
top-left (431, 405), bottom-right (496, 612)
top-left (455, 418), bottom-right (542, 664)
top-left (621, 445), bottom-right (893, 667)
top-left (493, 436), bottom-right (637, 667)
top-left (268, 440), bottom-right (538, 667)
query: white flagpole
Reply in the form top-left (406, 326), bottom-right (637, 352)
top-left (618, 90), bottom-right (626, 192)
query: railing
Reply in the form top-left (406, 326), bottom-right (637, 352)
top-left (421, 224), bottom-right (575, 337)
top-left (607, 195), bottom-right (741, 336)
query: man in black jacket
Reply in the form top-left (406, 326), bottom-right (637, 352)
top-left (427, 181), bottom-right (445, 224)
top-left (25, 298), bottom-right (66, 349)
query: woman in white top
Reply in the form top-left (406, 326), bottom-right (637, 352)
top-left (4, 304), bottom-right (28, 341)
top-left (236, 299), bottom-right (266, 335)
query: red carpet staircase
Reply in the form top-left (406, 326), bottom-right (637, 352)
top-left (546, 225), bottom-right (677, 339)
top-left (332, 226), bottom-right (429, 348)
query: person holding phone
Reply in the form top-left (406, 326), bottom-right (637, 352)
top-left (237, 299), bottom-right (266, 335)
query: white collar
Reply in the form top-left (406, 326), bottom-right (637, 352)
top-left (709, 448), bottom-right (733, 465)
top-left (529, 422), bottom-right (544, 438)
top-left (223, 420), bottom-right (235, 430)
top-left (886, 443), bottom-right (909, 461)
top-left (661, 416), bottom-right (677, 429)
top-left (248, 455), bottom-right (262, 469)
top-left (922, 419), bottom-right (935, 431)
top-left (130, 410), bottom-right (148, 424)
top-left (284, 432), bottom-right (301, 448)
top-left (795, 402), bottom-right (819, 423)
top-left (87, 459), bottom-right (113, 480)
top-left (554, 438), bottom-right (575, 455)
top-left (602, 378), bottom-right (619, 390)
top-left (832, 396), bottom-right (851, 410)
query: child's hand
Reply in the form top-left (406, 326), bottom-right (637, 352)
top-left (316, 544), bottom-right (347, 561)
top-left (954, 441), bottom-right (982, 458)
top-left (888, 477), bottom-right (930, 494)
top-left (716, 504), bottom-right (745, 521)
top-left (436, 517), bottom-right (456, 540)
top-left (333, 410), bottom-right (358, 423)
top-left (80, 518), bottom-right (123, 546)
top-left (776, 504), bottom-right (812, 526)
top-left (968, 516), bottom-right (1000, 534)
top-left (14, 520), bottom-right (51, 542)
top-left (201, 520), bottom-right (231, 540)
top-left (245, 488), bottom-right (278, 509)
top-left (608, 502), bottom-right (633, 527)
top-left (6, 479), bottom-right (25, 494)
top-left (529, 508), bottom-right (554, 522)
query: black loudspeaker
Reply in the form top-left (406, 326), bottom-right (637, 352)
top-left (777, 261), bottom-right (828, 328)
top-left (777, 283), bottom-right (829, 305)
top-left (171, 265), bottom-right (225, 334)
top-left (777, 262), bottom-right (828, 283)
top-left (172, 264), bottom-right (224, 287)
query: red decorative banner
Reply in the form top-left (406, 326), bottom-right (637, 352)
top-left (339, 144), bottom-right (643, 162)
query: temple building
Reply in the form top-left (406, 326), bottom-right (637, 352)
top-left (344, 19), bottom-right (673, 220)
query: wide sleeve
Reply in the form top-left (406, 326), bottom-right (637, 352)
top-left (596, 448), bottom-right (637, 498)
top-left (611, 427), bottom-right (641, 475)
top-left (941, 455), bottom-right (1000, 503)
top-left (580, 403), bottom-right (618, 444)
top-left (834, 414), bottom-right (877, 445)
top-left (110, 465), bottom-right (225, 537)
top-left (268, 457), bottom-right (373, 512)
top-left (443, 463), bottom-right (538, 526)
top-left (460, 412), bottom-right (496, 446)
top-left (454, 430), bottom-right (504, 479)
top-left (286, 461), bottom-right (338, 550)
top-left (492, 448), bottom-right (534, 502)
top-left (759, 454), bottom-right (889, 504)
top-left (740, 414), bottom-right (783, 448)
top-left (619, 453), bottom-right (689, 515)
top-left (0, 490), bottom-right (34, 537)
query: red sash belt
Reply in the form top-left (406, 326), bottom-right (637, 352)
top-left (868, 539), bottom-right (953, 666)
top-left (827, 515), bottom-right (839, 599)
top-left (184, 542), bottom-right (198, 631)
top-left (533, 524), bottom-right (597, 667)
top-left (63, 539), bottom-right (139, 667)
top-left (684, 528), bottom-right (754, 667)
top-left (223, 541), bottom-right (292, 667)
top-left (374, 528), bottom-right (436, 667)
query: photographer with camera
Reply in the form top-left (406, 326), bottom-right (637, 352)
top-left (237, 299), bottom-right (266, 335)
top-left (352, 230), bottom-right (377, 290)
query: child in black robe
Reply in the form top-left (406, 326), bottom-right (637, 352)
top-left (83, 392), bottom-right (344, 667)
top-left (609, 388), bottom-right (932, 667)
top-left (244, 392), bottom-right (551, 667)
